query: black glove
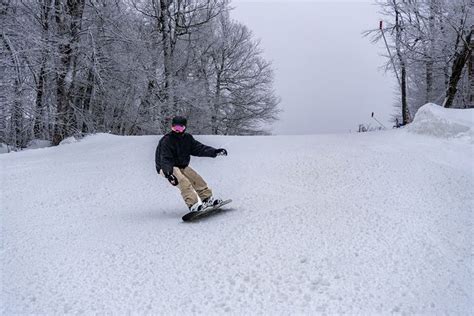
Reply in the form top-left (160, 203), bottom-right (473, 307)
top-left (215, 148), bottom-right (228, 156)
top-left (163, 170), bottom-right (179, 186)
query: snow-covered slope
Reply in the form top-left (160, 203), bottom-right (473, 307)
top-left (1, 110), bottom-right (473, 314)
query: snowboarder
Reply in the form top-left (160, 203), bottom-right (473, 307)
top-left (155, 116), bottom-right (228, 212)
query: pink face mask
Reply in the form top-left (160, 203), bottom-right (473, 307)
top-left (171, 124), bottom-right (186, 133)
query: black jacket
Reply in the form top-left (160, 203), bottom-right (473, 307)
top-left (155, 132), bottom-right (217, 174)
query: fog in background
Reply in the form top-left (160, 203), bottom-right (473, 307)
top-left (231, 0), bottom-right (396, 134)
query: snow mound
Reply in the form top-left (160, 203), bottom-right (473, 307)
top-left (27, 139), bottom-right (52, 150)
top-left (408, 103), bottom-right (473, 140)
top-left (0, 143), bottom-right (8, 154)
top-left (59, 136), bottom-right (79, 145)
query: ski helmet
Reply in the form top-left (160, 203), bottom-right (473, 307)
top-left (171, 116), bottom-right (187, 127)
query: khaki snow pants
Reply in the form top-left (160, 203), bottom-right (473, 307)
top-left (161, 166), bottom-right (212, 208)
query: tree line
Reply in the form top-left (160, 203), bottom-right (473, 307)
top-left (0, 0), bottom-right (280, 148)
top-left (366, 0), bottom-right (472, 125)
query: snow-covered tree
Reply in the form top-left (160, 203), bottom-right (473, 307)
top-left (0, 0), bottom-right (279, 148)
top-left (366, 0), bottom-right (473, 124)
top-left (190, 13), bottom-right (279, 135)
top-left (0, 0), bottom-right (278, 147)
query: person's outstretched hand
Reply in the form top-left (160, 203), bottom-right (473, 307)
top-left (164, 170), bottom-right (179, 186)
top-left (215, 148), bottom-right (228, 156)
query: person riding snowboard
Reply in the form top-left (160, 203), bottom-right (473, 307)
top-left (155, 116), bottom-right (228, 212)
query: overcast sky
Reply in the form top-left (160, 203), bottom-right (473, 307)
top-left (230, 0), bottom-right (396, 134)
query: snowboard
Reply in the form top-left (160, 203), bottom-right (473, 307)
top-left (182, 199), bottom-right (232, 222)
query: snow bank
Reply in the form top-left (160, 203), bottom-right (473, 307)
top-left (0, 143), bottom-right (8, 154)
top-left (27, 139), bottom-right (52, 150)
top-left (59, 133), bottom-right (117, 145)
top-left (59, 136), bottom-right (79, 145)
top-left (0, 134), bottom-right (113, 154)
top-left (408, 103), bottom-right (473, 140)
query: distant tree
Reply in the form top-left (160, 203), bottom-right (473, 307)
top-left (1, 1), bottom-right (36, 148)
top-left (129, 0), bottom-right (228, 133)
top-left (33, 0), bottom-right (53, 140)
top-left (365, 0), bottom-right (473, 123)
top-left (51, 0), bottom-right (86, 145)
top-left (442, 23), bottom-right (472, 108)
top-left (0, 0), bottom-right (279, 148)
top-left (203, 14), bottom-right (280, 134)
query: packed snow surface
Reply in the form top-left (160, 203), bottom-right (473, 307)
top-left (1, 124), bottom-right (473, 313)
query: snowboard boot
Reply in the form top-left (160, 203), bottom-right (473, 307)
top-left (189, 202), bottom-right (203, 212)
top-left (202, 196), bottom-right (222, 208)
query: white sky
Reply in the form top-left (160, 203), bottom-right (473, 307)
top-left (230, 0), bottom-right (397, 134)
